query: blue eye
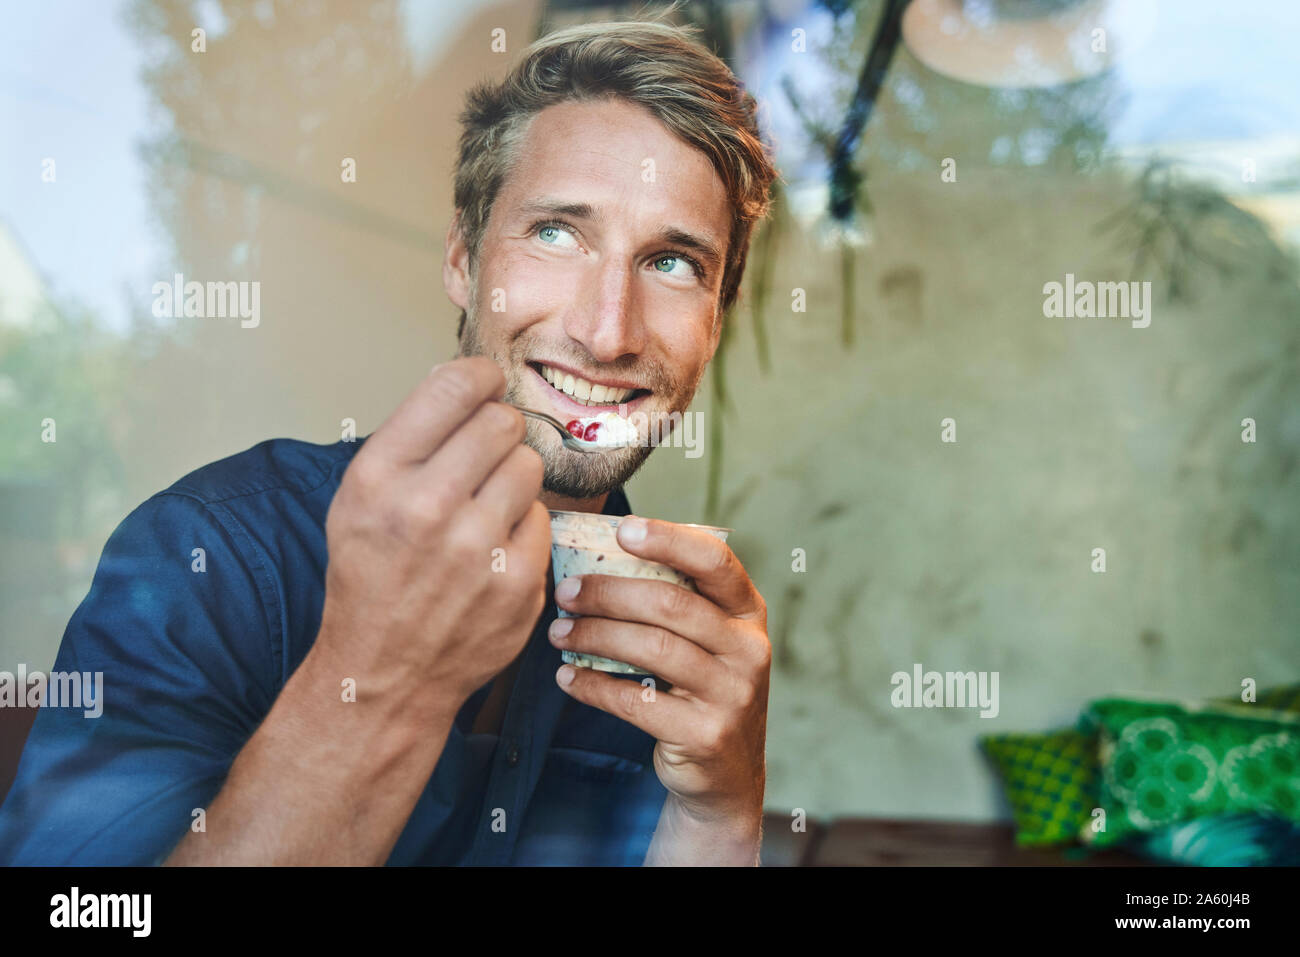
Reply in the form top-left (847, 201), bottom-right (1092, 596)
top-left (531, 220), bottom-right (702, 280)
top-left (533, 221), bottom-right (579, 249)
top-left (653, 255), bottom-right (696, 278)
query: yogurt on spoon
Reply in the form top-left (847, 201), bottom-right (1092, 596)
top-left (564, 412), bottom-right (640, 449)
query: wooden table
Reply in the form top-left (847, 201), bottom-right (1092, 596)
top-left (760, 815), bottom-right (1150, 866)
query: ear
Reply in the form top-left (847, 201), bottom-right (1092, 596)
top-left (442, 209), bottom-right (472, 312)
top-left (705, 299), bottom-right (725, 361)
top-left (704, 248), bottom-right (731, 358)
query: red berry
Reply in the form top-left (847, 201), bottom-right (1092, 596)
top-left (565, 419), bottom-right (585, 438)
top-left (583, 422), bottom-right (601, 442)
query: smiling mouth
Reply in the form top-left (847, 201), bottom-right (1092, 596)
top-left (528, 362), bottom-right (651, 408)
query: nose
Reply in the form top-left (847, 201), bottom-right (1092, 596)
top-left (562, 256), bottom-right (647, 363)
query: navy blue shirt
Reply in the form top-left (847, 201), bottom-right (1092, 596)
top-left (0, 437), bottom-right (668, 865)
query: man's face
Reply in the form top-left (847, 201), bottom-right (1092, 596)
top-left (445, 96), bottom-right (731, 500)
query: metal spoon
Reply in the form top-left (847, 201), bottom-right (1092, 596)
top-left (512, 405), bottom-right (630, 453)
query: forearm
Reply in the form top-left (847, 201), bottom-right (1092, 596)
top-left (643, 795), bottom-right (763, 867)
top-left (165, 637), bottom-right (458, 866)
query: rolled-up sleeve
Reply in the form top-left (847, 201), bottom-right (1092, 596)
top-left (0, 491), bottom-right (280, 865)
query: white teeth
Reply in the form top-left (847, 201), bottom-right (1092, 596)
top-left (538, 364), bottom-right (636, 406)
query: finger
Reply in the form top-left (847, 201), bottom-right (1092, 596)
top-left (615, 517), bottom-right (760, 619)
top-left (555, 663), bottom-right (700, 744)
top-left (493, 502), bottom-right (551, 606)
top-left (554, 574), bottom-right (736, 657)
top-left (365, 357), bottom-right (505, 464)
top-left (416, 400), bottom-right (526, 502)
top-left (548, 615), bottom-right (724, 694)
top-left (471, 441), bottom-right (544, 533)
top-left (508, 499), bottom-right (552, 559)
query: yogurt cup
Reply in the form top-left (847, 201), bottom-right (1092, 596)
top-left (548, 509), bottom-right (732, 676)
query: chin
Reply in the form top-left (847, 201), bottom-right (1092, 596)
top-left (533, 433), bottom-right (654, 500)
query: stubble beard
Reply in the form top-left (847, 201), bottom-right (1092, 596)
top-left (456, 306), bottom-right (664, 501)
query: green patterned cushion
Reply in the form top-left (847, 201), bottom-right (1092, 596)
top-left (979, 683), bottom-right (1300, 848)
top-left (978, 729), bottom-right (1099, 846)
top-left (1079, 696), bottom-right (1300, 847)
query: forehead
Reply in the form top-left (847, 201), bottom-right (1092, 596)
top-left (497, 96), bottom-right (730, 245)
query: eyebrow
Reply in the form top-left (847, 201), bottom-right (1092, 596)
top-left (518, 197), bottom-right (725, 273)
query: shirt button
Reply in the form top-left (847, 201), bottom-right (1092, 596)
top-left (505, 742), bottom-right (521, 767)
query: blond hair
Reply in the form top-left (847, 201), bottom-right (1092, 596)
top-left (453, 14), bottom-right (777, 332)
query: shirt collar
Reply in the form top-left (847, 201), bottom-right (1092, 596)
top-left (601, 487), bottom-right (631, 517)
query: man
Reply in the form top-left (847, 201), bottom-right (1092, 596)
top-left (0, 17), bottom-right (777, 866)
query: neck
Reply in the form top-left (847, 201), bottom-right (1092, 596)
top-left (540, 489), bottom-right (609, 514)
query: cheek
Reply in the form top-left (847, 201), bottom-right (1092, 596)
top-left (654, 321), bottom-right (714, 390)
top-left (479, 250), bottom-right (568, 331)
